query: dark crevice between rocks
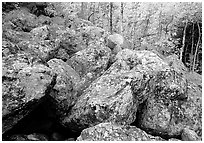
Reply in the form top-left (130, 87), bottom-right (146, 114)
top-left (2, 73), bottom-right (81, 141)
top-left (130, 100), bottom-right (182, 140)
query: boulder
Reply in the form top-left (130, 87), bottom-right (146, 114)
top-left (30, 25), bottom-right (49, 41)
top-left (61, 49), bottom-right (176, 132)
top-left (51, 16), bottom-right (65, 26)
top-left (2, 58), bottom-right (55, 134)
top-left (77, 122), bottom-right (165, 141)
top-left (135, 55), bottom-right (201, 139)
top-left (67, 43), bottom-right (111, 94)
top-left (165, 54), bottom-right (188, 74)
top-left (47, 59), bottom-right (81, 112)
top-left (107, 33), bottom-right (124, 50)
top-left (17, 40), bottom-right (53, 66)
top-left (3, 9), bottom-right (38, 32)
top-left (81, 26), bottom-right (108, 46)
top-left (181, 128), bottom-right (201, 141)
top-left (67, 43), bottom-right (111, 77)
top-left (2, 39), bottom-right (18, 56)
top-left (37, 15), bottom-right (51, 26)
top-left (3, 29), bottom-right (33, 44)
top-left (106, 33), bottom-right (124, 62)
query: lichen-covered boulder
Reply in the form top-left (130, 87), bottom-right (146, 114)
top-left (37, 15), bottom-right (51, 26)
top-left (81, 26), bottom-right (108, 46)
top-left (181, 128), bottom-right (201, 141)
top-left (17, 40), bottom-right (53, 66)
top-left (2, 58), bottom-right (55, 134)
top-left (61, 49), bottom-right (173, 132)
top-left (61, 72), bottom-right (139, 131)
top-left (67, 43), bottom-right (111, 94)
top-left (77, 123), bottom-right (165, 141)
top-left (165, 54), bottom-right (188, 74)
top-left (47, 59), bottom-right (81, 112)
top-left (135, 69), bottom-right (188, 137)
top-left (3, 29), bottom-right (33, 44)
top-left (3, 9), bottom-right (38, 32)
top-left (2, 39), bottom-right (18, 57)
top-left (135, 59), bottom-right (201, 140)
top-left (51, 16), bottom-right (65, 26)
top-left (30, 25), bottom-right (49, 41)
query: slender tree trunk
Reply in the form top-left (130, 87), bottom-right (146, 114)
top-left (92, 3), bottom-right (95, 24)
top-left (190, 23), bottom-right (194, 71)
top-left (80, 2), bottom-right (88, 20)
top-left (158, 10), bottom-right (162, 40)
top-left (110, 2), bottom-right (113, 34)
top-left (120, 2), bottom-right (123, 35)
top-left (192, 22), bottom-right (201, 72)
top-left (179, 20), bottom-right (188, 61)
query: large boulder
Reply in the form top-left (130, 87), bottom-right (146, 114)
top-left (67, 43), bottom-right (111, 94)
top-left (61, 71), bottom-right (139, 131)
top-left (2, 54), bottom-right (55, 134)
top-left (47, 59), bottom-right (81, 112)
top-left (81, 26), bottom-right (108, 47)
top-left (77, 122), bottom-right (165, 141)
top-left (165, 54), bottom-right (188, 74)
top-left (181, 128), bottom-right (201, 141)
top-left (135, 57), bottom-right (201, 139)
top-left (61, 49), bottom-right (172, 131)
top-left (61, 49), bottom-right (190, 138)
top-left (3, 29), bottom-right (33, 44)
top-left (3, 9), bottom-right (38, 32)
top-left (17, 40), bottom-right (53, 66)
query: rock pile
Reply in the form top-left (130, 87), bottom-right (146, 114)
top-left (2, 3), bottom-right (202, 141)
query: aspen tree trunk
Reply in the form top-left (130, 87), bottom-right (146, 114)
top-left (190, 23), bottom-right (194, 71)
top-left (80, 2), bottom-right (88, 20)
top-left (179, 20), bottom-right (188, 61)
top-left (110, 2), bottom-right (113, 34)
top-left (192, 22), bottom-right (201, 72)
top-left (120, 2), bottom-right (123, 35)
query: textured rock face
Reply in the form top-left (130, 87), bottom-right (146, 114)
top-left (77, 122), bottom-right (164, 141)
top-left (81, 26), bottom-right (108, 46)
top-left (30, 25), bottom-right (49, 41)
top-left (61, 49), bottom-right (172, 131)
top-left (61, 72), bottom-right (139, 131)
top-left (68, 43), bottom-right (111, 77)
top-left (2, 60), bottom-right (54, 134)
top-left (3, 9), bottom-right (38, 32)
top-left (107, 33), bottom-right (124, 50)
top-left (136, 69), bottom-right (188, 137)
top-left (181, 128), bottom-right (201, 141)
top-left (67, 43), bottom-right (111, 94)
top-left (47, 59), bottom-right (81, 112)
top-left (2, 5), bottom-right (202, 141)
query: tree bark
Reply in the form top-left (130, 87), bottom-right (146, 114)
top-left (80, 2), bottom-right (88, 20)
top-left (192, 22), bottom-right (201, 72)
top-left (110, 2), bottom-right (113, 34)
top-left (179, 20), bottom-right (188, 61)
top-left (190, 23), bottom-right (194, 71)
top-left (120, 2), bottom-right (123, 35)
